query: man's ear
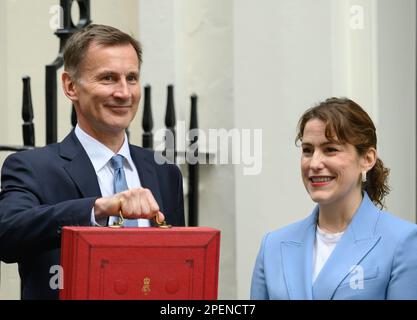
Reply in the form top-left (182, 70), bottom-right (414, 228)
top-left (362, 147), bottom-right (377, 172)
top-left (62, 71), bottom-right (79, 103)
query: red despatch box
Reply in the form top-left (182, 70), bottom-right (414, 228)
top-left (60, 227), bottom-right (220, 300)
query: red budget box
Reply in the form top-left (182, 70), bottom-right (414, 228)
top-left (60, 226), bottom-right (220, 300)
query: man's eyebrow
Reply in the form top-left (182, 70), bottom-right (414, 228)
top-left (95, 70), bottom-right (139, 77)
top-left (127, 71), bottom-right (139, 76)
top-left (301, 141), bottom-right (339, 146)
top-left (96, 70), bottom-right (116, 75)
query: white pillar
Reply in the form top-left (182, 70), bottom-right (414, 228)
top-left (0, 0), bottom-right (7, 146)
top-left (376, 0), bottom-right (416, 222)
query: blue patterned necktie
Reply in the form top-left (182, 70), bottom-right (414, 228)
top-left (110, 154), bottom-right (138, 227)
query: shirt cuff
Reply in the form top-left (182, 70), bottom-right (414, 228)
top-left (91, 207), bottom-right (103, 226)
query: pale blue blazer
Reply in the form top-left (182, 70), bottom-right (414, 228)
top-left (251, 193), bottom-right (417, 299)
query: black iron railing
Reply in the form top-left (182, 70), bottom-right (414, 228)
top-left (46, 0), bottom-right (91, 145)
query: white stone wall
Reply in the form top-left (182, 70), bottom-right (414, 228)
top-left (0, 0), bottom-right (415, 300)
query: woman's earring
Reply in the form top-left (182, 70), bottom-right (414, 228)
top-left (362, 171), bottom-right (367, 183)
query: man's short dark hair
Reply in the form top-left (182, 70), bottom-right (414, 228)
top-left (63, 24), bottom-right (142, 80)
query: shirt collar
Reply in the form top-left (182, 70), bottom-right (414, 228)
top-left (74, 125), bottom-right (135, 172)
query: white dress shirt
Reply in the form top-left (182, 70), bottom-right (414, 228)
top-left (75, 125), bottom-right (150, 227)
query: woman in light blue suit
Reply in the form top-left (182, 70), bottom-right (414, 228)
top-left (251, 98), bottom-right (417, 300)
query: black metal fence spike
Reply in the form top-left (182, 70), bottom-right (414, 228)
top-left (142, 85), bottom-right (153, 149)
top-left (45, 60), bottom-right (62, 144)
top-left (22, 76), bottom-right (35, 147)
top-left (22, 76), bottom-right (33, 122)
top-left (188, 94), bottom-right (199, 226)
top-left (71, 104), bottom-right (77, 127)
top-left (164, 84), bottom-right (176, 163)
top-left (190, 95), bottom-right (198, 131)
top-left (165, 84), bottom-right (176, 128)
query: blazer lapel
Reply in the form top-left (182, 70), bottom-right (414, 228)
top-left (312, 193), bottom-right (381, 300)
top-left (130, 146), bottom-right (164, 214)
top-left (59, 131), bottom-right (101, 198)
top-left (281, 211), bottom-right (317, 299)
top-left (60, 135), bottom-right (163, 213)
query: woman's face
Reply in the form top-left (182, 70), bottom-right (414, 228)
top-left (301, 119), bottom-right (367, 207)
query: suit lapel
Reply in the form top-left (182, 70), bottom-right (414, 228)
top-left (312, 193), bottom-right (381, 300)
top-left (59, 131), bottom-right (101, 198)
top-left (130, 146), bottom-right (164, 214)
top-left (59, 134), bottom-right (163, 213)
top-left (281, 211), bottom-right (317, 299)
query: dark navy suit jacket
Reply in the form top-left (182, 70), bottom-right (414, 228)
top-left (0, 131), bottom-right (185, 299)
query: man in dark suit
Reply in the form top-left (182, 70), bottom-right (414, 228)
top-left (0, 24), bottom-right (185, 299)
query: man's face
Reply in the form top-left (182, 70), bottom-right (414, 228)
top-left (70, 42), bottom-right (141, 139)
